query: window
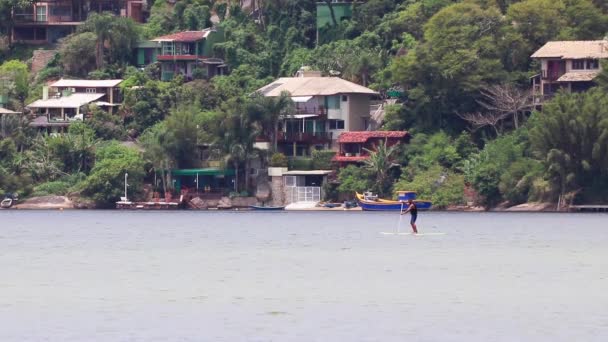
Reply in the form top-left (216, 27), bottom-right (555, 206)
top-left (50, 6), bottom-right (71, 16)
top-left (329, 119), bottom-right (345, 130)
top-left (285, 176), bottom-right (296, 187)
top-left (162, 42), bottom-right (174, 55)
top-left (85, 88), bottom-right (96, 93)
top-left (341, 95), bottom-right (348, 102)
top-left (572, 60), bottom-right (585, 70)
top-left (36, 6), bottom-right (47, 22)
top-left (326, 95), bottom-right (340, 110)
top-left (587, 59), bottom-right (599, 70)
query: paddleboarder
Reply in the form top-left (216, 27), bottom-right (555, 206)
top-left (400, 199), bottom-right (418, 234)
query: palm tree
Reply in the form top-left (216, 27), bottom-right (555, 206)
top-left (249, 90), bottom-right (294, 153)
top-left (140, 123), bottom-right (173, 196)
top-left (363, 138), bottom-right (399, 197)
top-left (81, 12), bottom-right (113, 69)
top-left (215, 100), bottom-right (260, 192)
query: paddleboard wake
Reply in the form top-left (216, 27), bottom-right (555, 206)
top-left (380, 232), bottom-right (446, 236)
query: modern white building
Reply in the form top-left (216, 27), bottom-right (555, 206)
top-left (256, 69), bottom-right (379, 156)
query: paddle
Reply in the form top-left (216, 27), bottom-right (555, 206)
top-left (396, 201), bottom-right (404, 234)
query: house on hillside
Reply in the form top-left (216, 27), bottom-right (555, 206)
top-left (531, 40), bottom-right (608, 105)
top-left (26, 78), bottom-right (123, 133)
top-left (332, 131), bottom-right (410, 166)
top-left (27, 93), bottom-right (106, 133)
top-left (256, 68), bottom-right (379, 157)
top-left (48, 79), bottom-right (123, 106)
top-left (12, 0), bottom-right (146, 44)
top-left (146, 28), bottom-right (226, 81)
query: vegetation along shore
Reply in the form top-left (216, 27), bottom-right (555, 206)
top-left (1, 1), bottom-right (608, 211)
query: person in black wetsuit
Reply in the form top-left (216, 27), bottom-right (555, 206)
top-left (400, 199), bottom-right (418, 234)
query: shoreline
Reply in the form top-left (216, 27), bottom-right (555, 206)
top-left (4, 196), bottom-right (602, 212)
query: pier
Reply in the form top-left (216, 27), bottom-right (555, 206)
top-left (569, 205), bottom-right (608, 212)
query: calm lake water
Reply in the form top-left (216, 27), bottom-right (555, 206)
top-left (1, 210), bottom-right (607, 341)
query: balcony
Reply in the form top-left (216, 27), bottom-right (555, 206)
top-left (278, 131), bottom-right (332, 143)
top-left (542, 69), bottom-right (565, 82)
top-left (294, 105), bottom-right (326, 116)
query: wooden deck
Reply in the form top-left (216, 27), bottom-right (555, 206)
top-left (116, 201), bottom-right (180, 210)
top-left (569, 205), bottom-right (608, 212)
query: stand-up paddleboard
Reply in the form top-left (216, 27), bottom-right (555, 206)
top-left (380, 232), bottom-right (446, 236)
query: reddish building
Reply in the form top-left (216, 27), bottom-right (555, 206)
top-left (12, 0), bottom-right (146, 44)
top-left (151, 28), bottom-right (226, 81)
top-left (332, 131), bottom-right (411, 166)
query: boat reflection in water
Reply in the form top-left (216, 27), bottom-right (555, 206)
top-left (356, 191), bottom-right (432, 211)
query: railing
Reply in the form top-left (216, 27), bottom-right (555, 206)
top-left (278, 131), bottom-right (332, 143)
top-left (542, 69), bottom-right (565, 81)
top-left (286, 186), bottom-right (321, 204)
top-left (294, 106), bottom-right (326, 115)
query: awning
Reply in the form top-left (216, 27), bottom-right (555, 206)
top-left (556, 70), bottom-right (600, 82)
top-left (281, 114), bottom-right (319, 119)
top-left (291, 96), bottom-right (313, 103)
top-left (170, 168), bottom-right (235, 176)
top-left (94, 101), bottom-right (120, 107)
top-left (283, 170), bottom-right (333, 176)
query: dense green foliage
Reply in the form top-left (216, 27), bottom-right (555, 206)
top-left (1, 0), bottom-right (608, 208)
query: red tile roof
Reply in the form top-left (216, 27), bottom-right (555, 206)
top-left (152, 30), bottom-right (211, 42)
top-left (332, 155), bottom-right (368, 163)
top-left (337, 131), bottom-right (410, 143)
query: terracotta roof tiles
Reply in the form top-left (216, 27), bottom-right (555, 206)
top-left (337, 131), bottom-right (410, 143)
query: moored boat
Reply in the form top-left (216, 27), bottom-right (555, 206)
top-left (356, 192), bottom-right (432, 211)
top-left (1, 198), bottom-right (13, 208)
top-left (250, 205), bottom-right (285, 211)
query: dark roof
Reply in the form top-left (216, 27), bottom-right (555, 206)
top-left (337, 131), bottom-right (410, 143)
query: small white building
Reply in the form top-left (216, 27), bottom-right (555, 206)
top-left (268, 167), bottom-right (332, 207)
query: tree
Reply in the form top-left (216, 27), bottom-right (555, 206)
top-left (214, 99), bottom-right (260, 192)
top-left (248, 90), bottom-right (294, 152)
top-left (476, 84), bottom-right (533, 129)
top-left (164, 106), bottom-right (201, 169)
top-left (0, 60), bottom-right (29, 109)
top-left (140, 123), bottom-right (173, 196)
top-left (529, 89), bottom-right (608, 204)
top-left (363, 138), bottom-right (399, 197)
top-left (59, 32), bottom-right (98, 77)
top-left (82, 142), bottom-right (145, 207)
top-left (337, 164), bottom-right (373, 195)
top-left (79, 13), bottom-right (139, 68)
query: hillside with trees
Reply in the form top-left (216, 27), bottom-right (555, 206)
top-left (1, 0), bottom-right (608, 209)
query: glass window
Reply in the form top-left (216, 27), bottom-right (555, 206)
top-left (572, 60), bottom-right (585, 70)
top-left (36, 6), bottom-right (47, 22)
top-left (85, 88), bottom-right (96, 93)
top-left (162, 42), bottom-right (174, 55)
top-left (285, 176), bottom-right (296, 187)
top-left (341, 95), bottom-right (348, 102)
top-left (587, 59), bottom-right (599, 69)
top-left (326, 95), bottom-right (340, 110)
top-left (329, 119), bottom-right (345, 130)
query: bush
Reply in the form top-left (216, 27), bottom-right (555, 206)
top-left (289, 157), bottom-right (313, 170)
top-left (337, 165), bottom-right (372, 195)
top-left (270, 152), bottom-right (288, 167)
top-left (32, 180), bottom-right (71, 197)
top-left (312, 150), bottom-right (336, 170)
top-left (81, 142), bottom-right (145, 207)
top-left (394, 164), bottom-right (465, 208)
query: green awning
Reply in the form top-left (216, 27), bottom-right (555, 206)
top-left (170, 168), bottom-right (235, 176)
